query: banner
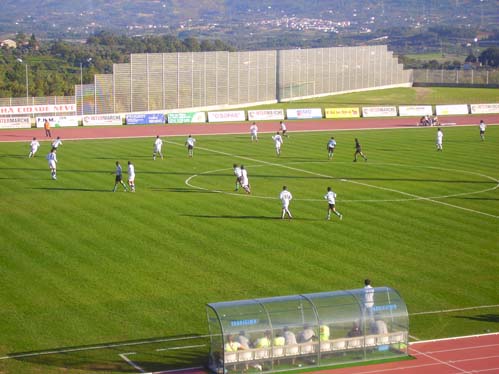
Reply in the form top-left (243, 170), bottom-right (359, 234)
top-left (286, 108), bottom-right (322, 120)
top-left (82, 114), bottom-right (122, 127)
top-left (0, 116), bottom-right (31, 129)
top-left (168, 112), bottom-right (206, 124)
top-left (36, 116), bottom-right (79, 128)
top-left (126, 113), bottom-right (165, 125)
top-left (325, 107), bottom-right (360, 119)
top-left (398, 105), bottom-right (433, 117)
top-left (470, 103), bottom-right (499, 114)
top-left (0, 104), bottom-right (76, 115)
top-left (208, 111), bottom-right (246, 122)
top-left (248, 109), bottom-right (285, 121)
top-left (362, 106), bottom-right (398, 117)
top-left (435, 104), bottom-right (469, 116)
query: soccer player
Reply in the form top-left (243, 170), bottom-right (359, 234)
top-left (185, 135), bottom-right (196, 158)
top-left (250, 122), bottom-right (258, 142)
top-left (46, 149), bottom-right (57, 180)
top-left (28, 137), bottom-right (40, 158)
top-left (279, 185), bottom-right (293, 219)
top-left (127, 161), bottom-right (136, 192)
top-left (233, 163), bottom-right (242, 191)
top-left (479, 120), bottom-right (486, 141)
top-left (353, 138), bottom-right (367, 162)
top-left (327, 137), bottom-right (336, 160)
top-left (280, 121), bottom-right (288, 138)
top-left (436, 128), bottom-right (443, 151)
top-left (51, 136), bottom-right (63, 151)
top-left (153, 135), bottom-right (163, 160)
top-left (324, 186), bottom-right (342, 220)
top-left (272, 131), bottom-right (283, 157)
top-left (112, 161), bottom-right (128, 192)
top-left (240, 165), bottom-right (251, 194)
top-left (363, 279), bottom-right (374, 320)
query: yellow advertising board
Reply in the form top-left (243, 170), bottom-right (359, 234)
top-left (325, 107), bottom-right (360, 118)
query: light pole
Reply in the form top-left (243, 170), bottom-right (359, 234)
top-left (79, 58), bottom-right (92, 116)
top-left (16, 58), bottom-right (29, 104)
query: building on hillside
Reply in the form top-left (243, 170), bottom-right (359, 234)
top-left (0, 39), bottom-right (17, 48)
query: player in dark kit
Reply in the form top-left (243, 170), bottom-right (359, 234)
top-left (353, 138), bottom-right (367, 162)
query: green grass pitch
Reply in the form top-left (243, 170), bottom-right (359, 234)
top-left (0, 125), bottom-right (498, 373)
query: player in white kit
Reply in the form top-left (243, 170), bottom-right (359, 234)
top-left (28, 137), bottom-right (40, 158)
top-left (279, 185), bottom-right (293, 219)
top-left (46, 149), bottom-right (57, 180)
top-left (250, 122), bottom-right (258, 142)
top-left (240, 165), bottom-right (251, 194)
top-left (127, 161), bottom-right (136, 192)
top-left (324, 186), bottom-right (342, 220)
top-left (153, 136), bottom-right (163, 160)
top-left (436, 128), bottom-right (443, 151)
top-left (272, 132), bottom-right (283, 157)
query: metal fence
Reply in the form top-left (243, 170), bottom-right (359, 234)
top-left (413, 69), bottom-right (499, 85)
top-left (1, 45), bottom-right (412, 116)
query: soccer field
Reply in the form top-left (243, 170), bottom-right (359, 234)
top-left (0, 125), bottom-right (498, 374)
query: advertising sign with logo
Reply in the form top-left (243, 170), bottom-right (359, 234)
top-left (0, 117), bottom-right (31, 129)
top-left (82, 114), bottom-right (123, 126)
top-left (325, 107), bottom-right (360, 118)
top-left (286, 108), bottom-right (323, 120)
top-left (435, 104), bottom-right (469, 116)
top-left (398, 106), bottom-right (433, 117)
top-left (248, 109), bottom-right (285, 121)
top-left (126, 113), bottom-right (165, 125)
top-left (470, 103), bottom-right (499, 114)
top-left (362, 106), bottom-right (398, 117)
top-left (36, 116), bottom-right (79, 128)
top-left (167, 112), bottom-right (206, 124)
top-left (207, 111), bottom-right (246, 122)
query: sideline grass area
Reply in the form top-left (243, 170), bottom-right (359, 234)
top-left (248, 87), bottom-right (499, 110)
top-left (0, 125), bottom-right (498, 374)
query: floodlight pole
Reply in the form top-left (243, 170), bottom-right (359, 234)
top-left (80, 62), bottom-right (83, 115)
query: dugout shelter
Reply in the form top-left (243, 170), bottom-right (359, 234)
top-left (206, 287), bottom-right (408, 373)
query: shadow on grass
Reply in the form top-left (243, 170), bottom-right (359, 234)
top-left (8, 334), bottom-right (209, 373)
top-left (30, 187), bottom-right (111, 192)
top-left (182, 215), bottom-right (317, 221)
top-left (454, 314), bottom-right (499, 323)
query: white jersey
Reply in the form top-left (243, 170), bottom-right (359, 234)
top-left (128, 164), bottom-right (135, 179)
top-left (47, 152), bottom-right (57, 168)
top-left (233, 166), bottom-right (242, 178)
top-left (272, 134), bottom-right (283, 148)
top-left (240, 168), bottom-right (249, 186)
top-left (280, 190), bottom-right (292, 207)
top-left (51, 139), bottom-right (62, 149)
top-left (154, 138), bottom-right (163, 150)
top-left (186, 137), bottom-right (196, 147)
top-left (363, 285), bottom-right (374, 308)
top-left (324, 191), bottom-right (337, 204)
top-left (280, 122), bottom-right (287, 131)
top-left (437, 130), bottom-right (443, 143)
top-left (30, 140), bottom-right (40, 151)
top-left (479, 122), bottom-right (486, 132)
top-left (250, 124), bottom-right (258, 135)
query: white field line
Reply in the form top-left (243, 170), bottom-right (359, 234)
top-left (0, 334), bottom-right (211, 360)
top-left (172, 140), bottom-right (499, 219)
top-left (152, 366), bottom-right (203, 374)
top-left (410, 304), bottom-right (499, 316)
top-left (185, 162), bottom-right (499, 203)
top-left (119, 352), bottom-right (146, 373)
top-left (156, 344), bottom-right (206, 352)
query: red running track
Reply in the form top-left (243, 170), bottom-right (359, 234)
top-left (1, 115), bottom-right (498, 142)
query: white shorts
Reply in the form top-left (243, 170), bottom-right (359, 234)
top-left (48, 160), bottom-right (56, 169)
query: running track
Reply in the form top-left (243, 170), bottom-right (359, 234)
top-left (1, 114), bottom-right (498, 142)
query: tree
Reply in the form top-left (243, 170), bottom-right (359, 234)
top-left (479, 47), bottom-right (499, 67)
